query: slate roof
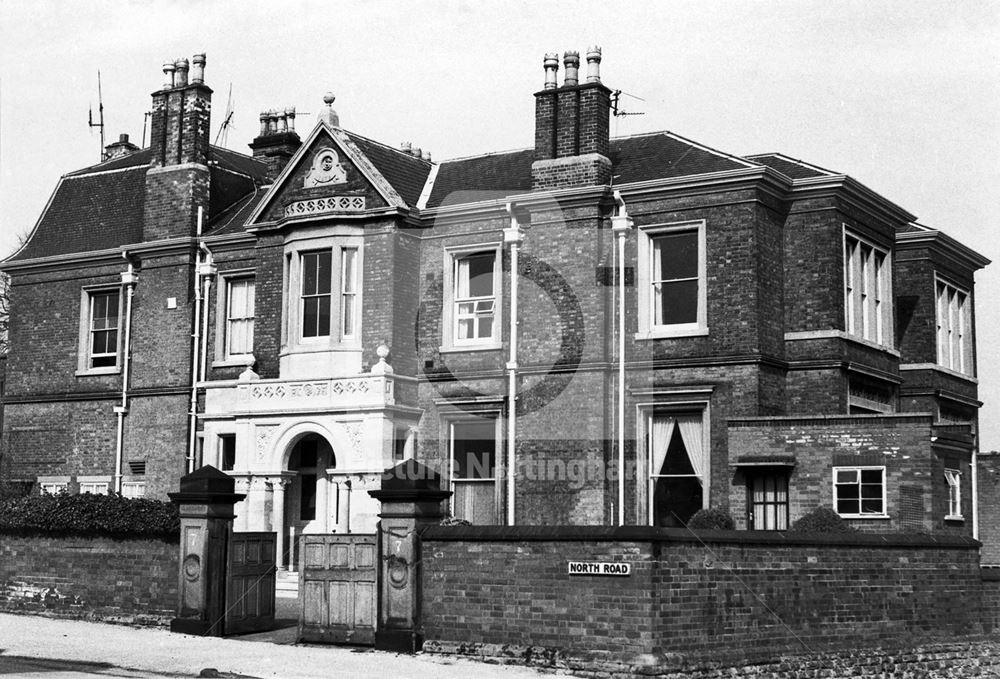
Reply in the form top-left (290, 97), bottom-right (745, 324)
top-left (426, 148), bottom-right (535, 209)
top-left (10, 147), bottom-right (268, 261)
top-left (9, 124), bottom-right (852, 262)
top-left (344, 131), bottom-right (432, 207)
top-left (743, 153), bottom-right (837, 179)
top-left (13, 165), bottom-right (149, 260)
top-left (423, 131), bottom-right (757, 209)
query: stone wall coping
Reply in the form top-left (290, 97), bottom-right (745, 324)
top-left (421, 525), bottom-right (981, 549)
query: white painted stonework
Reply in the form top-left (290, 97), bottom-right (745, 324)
top-left (201, 366), bottom-right (419, 570)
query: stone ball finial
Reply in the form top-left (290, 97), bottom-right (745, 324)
top-left (323, 92), bottom-right (336, 106)
top-left (371, 343), bottom-right (393, 375)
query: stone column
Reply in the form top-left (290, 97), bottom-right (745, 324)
top-left (368, 460), bottom-right (451, 653)
top-left (271, 477), bottom-right (288, 570)
top-left (317, 469), bottom-right (329, 533)
top-left (168, 465), bottom-right (245, 637)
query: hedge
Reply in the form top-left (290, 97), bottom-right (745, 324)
top-left (0, 492), bottom-right (180, 540)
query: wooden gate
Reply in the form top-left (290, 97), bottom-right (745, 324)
top-left (299, 534), bottom-right (378, 645)
top-left (225, 532), bottom-right (276, 635)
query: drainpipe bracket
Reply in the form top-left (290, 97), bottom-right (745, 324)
top-left (113, 405), bottom-right (129, 415)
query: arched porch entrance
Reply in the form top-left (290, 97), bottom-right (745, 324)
top-left (282, 433), bottom-right (336, 570)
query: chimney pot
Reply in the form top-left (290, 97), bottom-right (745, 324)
top-left (543, 52), bottom-right (560, 89)
top-left (174, 58), bottom-right (189, 87)
top-left (425, 150), bottom-right (432, 162)
top-left (120, 133), bottom-right (129, 142)
top-left (191, 53), bottom-right (206, 84)
top-left (285, 106), bottom-right (296, 131)
top-left (413, 147), bottom-right (422, 159)
top-left (586, 46), bottom-right (602, 83)
top-left (162, 61), bottom-right (176, 88)
top-left (400, 141), bottom-right (412, 153)
top-left (563, 50), bottom-right (580, 87)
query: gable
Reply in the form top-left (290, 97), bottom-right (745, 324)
top-left (252, 126), bottom-right (402, 225)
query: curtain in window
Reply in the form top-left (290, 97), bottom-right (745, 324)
top-left (650, 414), bottom-right (704, 484)
top-left (676, 416), bottom-right (705, 485)
top-left (650, 416), bottom-right (675, 478)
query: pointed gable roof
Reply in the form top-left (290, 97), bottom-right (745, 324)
top-left (245, 121), bottom-right (431, 226)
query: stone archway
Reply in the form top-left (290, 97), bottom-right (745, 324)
top-left (284, 432), bottom-right (336, 570)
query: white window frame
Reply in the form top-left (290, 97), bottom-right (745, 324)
top-left (121, 481), bottom-right (146, 499)
top-left (340, 247), bottom-right (359, 340)
top-left (636, 220), bottom-right (708, 339)
top-left (77, 476), bottom-right (110, 495)
top-left (77, 285), bottom-right (123, 376)
top-left (39, 482), bottom-right (68, 495)
top-left (440, 243), bottom-right (503, 352)
top-left (636, 395), bottom-right (711, 526)
top-left (832, 465), bottom-right (888, 518)
top-left (215, 273), bottom-right (255, 365)
top-left (936, 277), bottom-right (973, 376)
top-left (280, 232), bottom-right (364, 352)
top-left (843, 229), bottom-right (892, 348)
top-left (944, 468), bottom-right (962, 520)
top-left (445, 411), bottom-right (504, 524)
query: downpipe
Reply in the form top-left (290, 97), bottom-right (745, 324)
top-left (114, 252), bottom-right (139, 493)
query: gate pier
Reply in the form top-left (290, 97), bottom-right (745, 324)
top-left (369, 460), bottom-right (451, 653)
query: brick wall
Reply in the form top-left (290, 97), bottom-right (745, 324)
top-left (728, 414), bottom-right (972, 534)
top-left (421, 526), bottom-right (989, 672)
top-left (0, 535), bottom-right (178, 625)
top-left (979, 452), bottom-right (1000, 565)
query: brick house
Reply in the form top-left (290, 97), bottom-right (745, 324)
top-left (0, 50), bottom-right (989, 566)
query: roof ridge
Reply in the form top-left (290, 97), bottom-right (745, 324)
top-left (64, 148), bottom-right (153, 177)
top-left (208, 143), bottom-right (256, 160)
top-left (648, 130), bottom-right (760, 169)
top-left (437, 145), bottom-right (534, 164)
top-left (343, 129), bottom-right (434, 166)
top-left (744, 152), bottom-right (837, 176)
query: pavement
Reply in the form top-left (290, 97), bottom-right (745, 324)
top-left (0, 613), bottom-right (551, 678)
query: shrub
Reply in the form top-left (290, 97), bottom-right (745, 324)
top-left (789, 507), bottom-right (854, 533)
top-left (686, 508), bottom-right (735, 530)
top-left (0, 492), bottom-right (180, 540)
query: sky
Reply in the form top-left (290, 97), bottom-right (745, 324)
top-left (1, 0), bottom-right (999, 444)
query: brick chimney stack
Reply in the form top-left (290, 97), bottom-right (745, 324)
top-left (532, 46), bottom-right (612, 191)
top-left (143, 53), bottom-right (212, 241)
top-left (249, 107), bottom-right (302, 182)
top-left (105, 133), bottom-right (140, 160)
top-left (148, 54), bottom-right (212, 168)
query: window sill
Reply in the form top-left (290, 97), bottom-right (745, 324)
top-left (945, 515), bottom-right (965, 523)
top-left (76, 367), bottom-right (121, 377)
top-left (439, 343), bottom-right (503, 354)
top-left (212, 358), bottom-right (254, 369)
top-left (635, 326), bottom-right (709, 340)
top-left (837, 513), bottom-right (890, 520)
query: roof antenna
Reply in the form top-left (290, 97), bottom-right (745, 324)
top-left (611, 89), bottom-right (645, 117)
top-left (88, 70), bottom-right (106, 161)
top-left (214, 83), bottom-right (234, 147)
